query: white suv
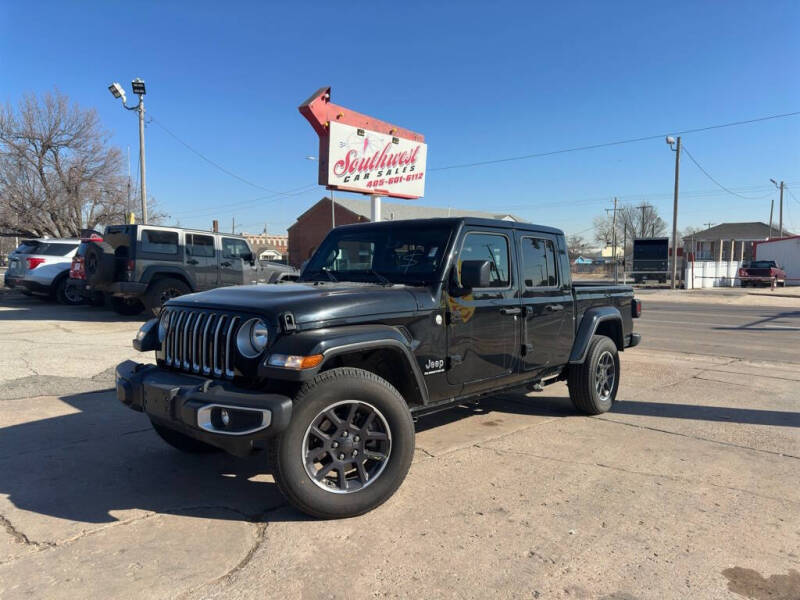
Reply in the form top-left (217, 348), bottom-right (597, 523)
top-left (3, 238), bottom-right (84, 305)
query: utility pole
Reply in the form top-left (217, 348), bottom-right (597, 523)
top-left (769, 179), bottom-right (784, 237)
top-left (704, 222), bottom-right (714, 230)
top-left (636, 203), bottom-right (654, 238)
top-left (669, 136), bottom-right (681, 289)
top-left (605, 197), bottom-right (619, 283)
top-left (231, 217), bottom-right (235, 234)
top-left (768, 200), bottom-right (774, 239)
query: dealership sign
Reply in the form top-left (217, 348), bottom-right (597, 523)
top-left (299, 87), bottom-right (427, 201)
top-left (327, 122), bottom-right (427, 199)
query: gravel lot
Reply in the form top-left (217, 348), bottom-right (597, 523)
top-left (0, 289), bottom-right (798, 599)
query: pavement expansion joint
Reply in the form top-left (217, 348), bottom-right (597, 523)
top-left (472, 444), bottom-right (799, 506)
top-left (597, 416), bottom-right (800, 461)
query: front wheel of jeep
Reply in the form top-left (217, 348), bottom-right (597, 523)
top-left (268, 367), bottom-right (415, 519)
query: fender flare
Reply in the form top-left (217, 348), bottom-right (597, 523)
top-left (259, 324), bottom-right (429, 404)
top-left (568, 306), bottom-right (623, 364)
top-left (140, 266), bottom-right (196, 291)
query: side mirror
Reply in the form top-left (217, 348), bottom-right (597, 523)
top-left (460, 260), bottom-right (492, 289)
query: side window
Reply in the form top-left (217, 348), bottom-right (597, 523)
top-left (222, 238), bottom-right (251, 260)
top-left (141, 230), bottom-right (178, 255)
top-left (187, 234), bottom-right (214, 258)
top-left (459, 233), bottom-right (510, 287)
top-left (522, 237), bottom-right (558, 287)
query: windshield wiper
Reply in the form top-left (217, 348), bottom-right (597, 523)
top-left (366, 269), bottom-right (392, 286)
top-left (304, 268), bottom-right (337, 282)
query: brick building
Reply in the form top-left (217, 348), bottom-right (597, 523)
top-left (241, 232), bottom-right (288, 261)
top-left (287, 196), bottom-right (520, 267)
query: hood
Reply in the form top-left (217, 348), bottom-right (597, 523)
top-left (167, 282), bottom-right (419, 325)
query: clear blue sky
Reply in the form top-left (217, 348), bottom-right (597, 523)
top-left (2, 1), bottom-right (799, 239)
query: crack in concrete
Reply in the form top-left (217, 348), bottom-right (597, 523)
top-left (473, 444), bottom-right (800, 507)
top-left (0, 513), bottom-right (54, 550)
top-left (174, 501), bottom-right (289, 599)
top-left (0, 502), bottom-right (286, 569)
top-left (597, 416), bottom-right (800, 461)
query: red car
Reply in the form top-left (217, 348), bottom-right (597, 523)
top-left (739, 260), bottom-right (786, 287)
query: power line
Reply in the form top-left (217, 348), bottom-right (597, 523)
top-left (149, 115), bottom-right (298, 195)
top-left (168, 183), bottom-right (318, 218)
top-left (429, 110), bottom-right (800, 172)
top-left (680, 145), bottom-right (773, 200)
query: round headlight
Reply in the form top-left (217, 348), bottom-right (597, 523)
top-left (236, 318), bottom-right (269, 358)
top-left (158, 312), bottom-right (169, 343)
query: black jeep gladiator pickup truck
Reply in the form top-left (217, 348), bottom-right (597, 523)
top-left (117, 217), bottom-right (641, 518)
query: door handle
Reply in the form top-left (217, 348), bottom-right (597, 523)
top-left (545, 304), bottom-right (564, 312)
top-left (500, 307), bottom-right (522, 316)
top-left (186, 259), bottom-right (198, 265)
top-left (221, 261), bottom-right (232, 267)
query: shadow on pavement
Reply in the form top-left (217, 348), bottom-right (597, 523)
top-left (613, 399), bottom-right (800, 428)
top-left (0, 290), bottom-right (146, 323)
top-left (712, 310), bottom-right (800, 331)
top-left (0, 390), bottom-right (303, 527)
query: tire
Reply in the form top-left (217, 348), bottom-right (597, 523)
top-left (150, 420), bottom-right (220, 453)
top-left (144, 277), bottom-right (191, 317)
top-left (83, 241), bottom-right (116, 286)
top-left (110, 295), bottom-right (145, 316)
top-left (268, 367), bottom-right (415, 519)
top-left (567, 335), bottom-right (620, 415)
top-left (54, 276), bottom-right (85, 306)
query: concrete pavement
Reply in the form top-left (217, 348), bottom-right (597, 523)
top-left (0, 290), bottom-right (798, 599)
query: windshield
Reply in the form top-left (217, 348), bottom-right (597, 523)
top-left (748, 261), bottom-right (777, 269)
top-left (302, 223), bottom-right (454, 285)
top-left (13, 241), bottom-right (77, 256)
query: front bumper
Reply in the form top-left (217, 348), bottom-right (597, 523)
top-left (115, 360), bottom-right (292, 456)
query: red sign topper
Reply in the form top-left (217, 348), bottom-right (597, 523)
top-left (299, 87), bottom-right (427, 199)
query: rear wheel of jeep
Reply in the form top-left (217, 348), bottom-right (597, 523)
top-left (110, 295), bottom-right (145, 316)
top-left (144, 277), bottom-right (190, 317)
top-left (567, 334), bottom-right (620, 415)
top-left (150, 420), bottom-right (220, 453)
top-left (268, 367), bottom-right (415, 519)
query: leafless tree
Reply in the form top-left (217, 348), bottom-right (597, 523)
top-left (566, 234), bottom-right (591, 260)
top-left (618, 203), bottom-right (667, 240)
top-left (0, 89), bottom-right (156, 238)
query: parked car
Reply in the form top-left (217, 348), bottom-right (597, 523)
top-left (3, 238), bottom-right (84, 305)
top-left (738, 260), bottom-right (786, 287)
top-left (259, 260), bottom-right (299, 283)
top-left (117, 217), bottom-right (642, 519)
top-left (71, 224), bottom-right (283, 316)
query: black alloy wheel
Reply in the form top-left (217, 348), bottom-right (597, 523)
top-left (303, 400), bottom-right (392, 494)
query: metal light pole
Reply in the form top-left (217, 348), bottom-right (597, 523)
top-left (770, 179), bottom-right (784, 237)
top-left (666, 136), bottom-right (681, 289)
top-left (108, 79), bottom-right (147, 224)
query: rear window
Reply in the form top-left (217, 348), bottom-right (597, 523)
top-left (141, 230), bottom-right (179, 255)
top-left (748, 261), bottom-right (777, 269)
top-left (13, 241), bottom-right (39, 254)
top-left (13, 241), bottom-right (77, 256)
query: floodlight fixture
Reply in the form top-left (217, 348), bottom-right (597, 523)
top-left (769, 178), bottom-right (778, 187)
top-left (108, 82), bottom-right (126, 103)
top-left (131, 78), bottom-right (146, 95)
top-left (665, 136), bottom-right (676, 146)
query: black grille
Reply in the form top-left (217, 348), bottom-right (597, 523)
top-left (160, 308), bottom-right (240, 378)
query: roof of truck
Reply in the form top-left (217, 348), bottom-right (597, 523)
top-left (333, 217), bottom-right (564, 236)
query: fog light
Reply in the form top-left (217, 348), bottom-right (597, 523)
top-left (220, 409), bottom-right (230, 427)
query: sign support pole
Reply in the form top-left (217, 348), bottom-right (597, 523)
top-left (371, 195), bottom-right (382, 222)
